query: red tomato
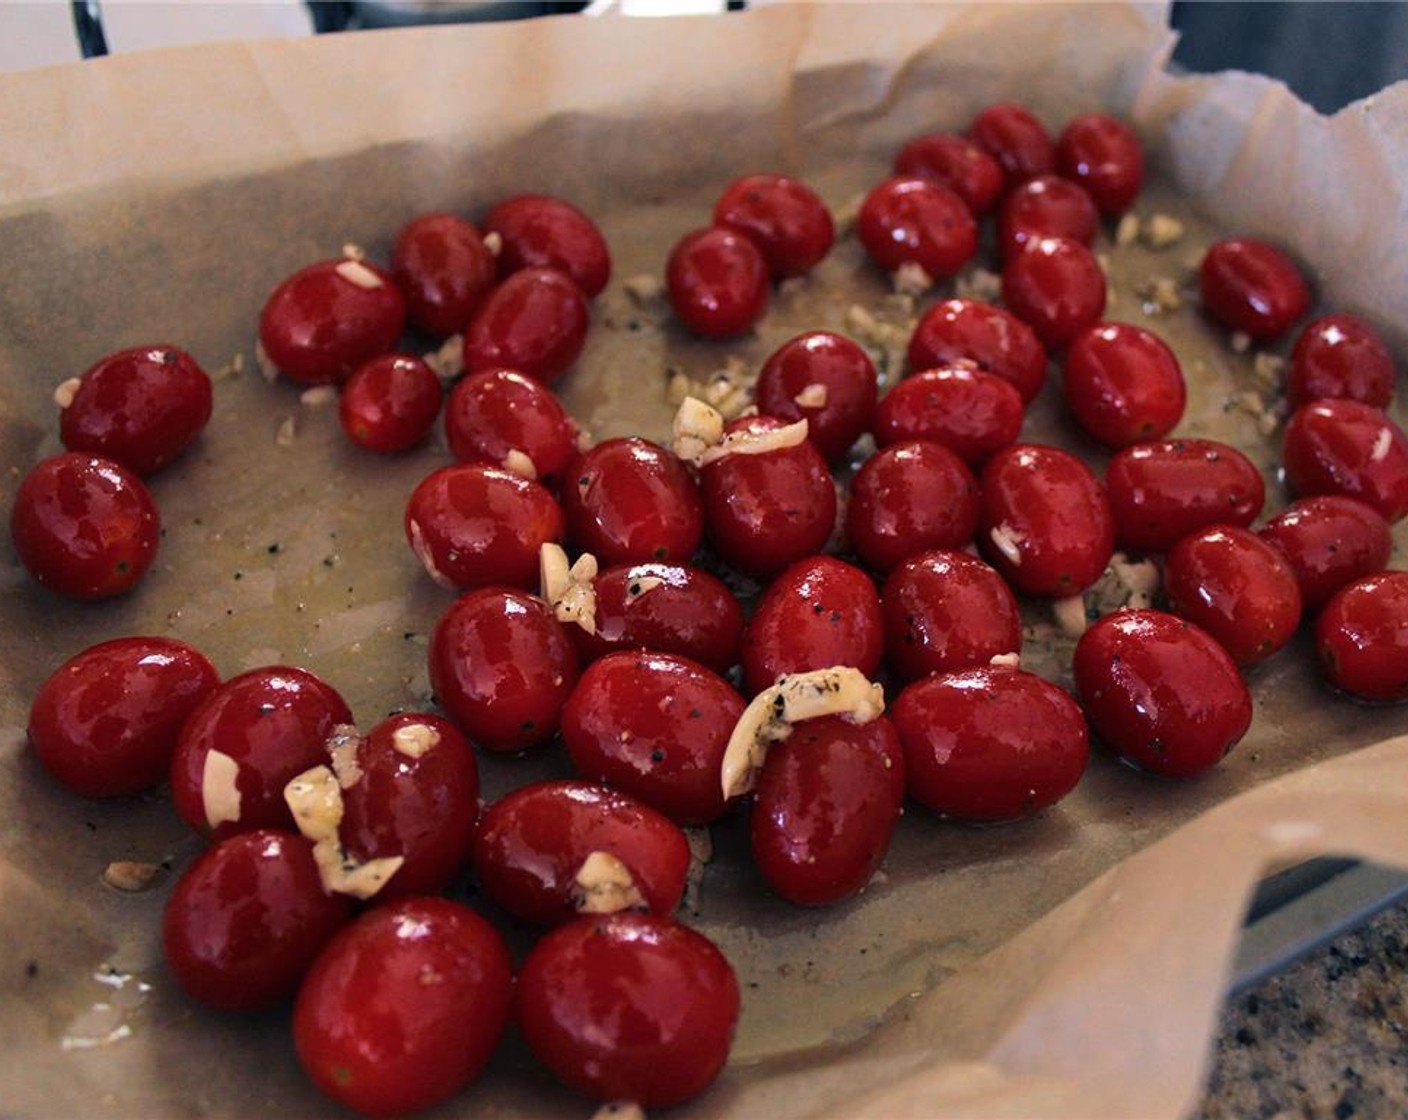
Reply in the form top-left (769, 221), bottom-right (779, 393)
top-left (483, 193), bottom-right (612, 298)
top-left (1199, 238), bottom-right (1310, 340)
top-left (1164, 525), bottom-right (1303, 665)
top-left (1073, 609), bottom-right (1253, 778)
top-left (893, 132), bottom-right (1005, 215)
top-left (1288, 313), bottom-right (1396, 409)
top-left (58, 346), bottom-right (212, 475)
top-left (443, 367), bottom-right (580, 486)
top-left (1282, 398), bottom-right (1408, 523)
top-left (1062, 321), bottom-right (1186, 449)
top-left (751, 714), bottom-right (905, 906)
top-left (665, 226), bottom-right (770, 339)
top-left (907, 297), bottom-right (1048, 403)
top-left (404, 462), bottom-right (564, 592)
top-left (846, 439), bottom-right (980, 573)
top-left (1105, 438), bottom-right (1265, 553)
top-left (163, 830), bottom-right (350, 1012)
top-left (978, 443), bottom-right (1114, 597)
top-left (856, 175), bottom-right (978, 278)
top-left (754, 331), bottom-right (878, 462)
top-left (1259, 495), bottom-right (1393, 611)
top-left (338, 354), bottom-right (442, 454)
top-left (472, 779), bottom-right (691, 923)
top-left (10, 453), bottom-right (161, 600)
top-left (874, 363), bottom-right (1024, 466)
top-left (1316, 571), bottom-right (1408, 702)
top-left (967, 101), bottom-right (1056, 186)
top-left (996, 174), bottom-right (1099, 260)
top-left (713, 173), bottom-right (835, 279)
top-left (1055, 113), bottom-right (1145, 215)
top-left (258, 258), bottom-right (405, 386)
top-left (880, 549), bottom-right (1022, 682)
top-left (428, 588), bottom-right (578, 752)
top-left (564, 437), bottom-right (703, 565)
top-left (892, 667), bottom-right (1088, 822)
top-left (28, 636), bottom-right (219, 798)
top-left (461, 266), bottom-right (589, 383)
top-left (390, 212), bottom-right (496, 338)
top-left (170, 666), bottom-right (352, 838)
top-left (294, 897), bottom-right (513, 1117)
top-left (563, 654), bottom-right (742, 826)
top-left (741, 556), bottom-right (883, 694)
top-left (515, 912), bottom-right (739, 1108)
top-left (1001, 235), bottom-right (1107, 350)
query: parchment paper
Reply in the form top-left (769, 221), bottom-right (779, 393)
top-left (1, 4), bottom-right (1407, 1118)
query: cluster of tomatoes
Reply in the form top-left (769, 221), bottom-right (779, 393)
top-left (12, 94), bottom-right (1408, 1118)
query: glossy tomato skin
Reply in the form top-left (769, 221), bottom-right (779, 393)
top-left (258, 258), bottom-right (405, 386)
top-left (28, 636), bottom-right (219, 798)
top-left (665, 226), bottom-right (770, 339)
top-left (967, 101), bottom-right (1056, 187)
top-left (1163, 526), bottom-right (1302, 666)
top-left (293, 897), bottom-right (514, 1118)
top-left (846, 439), bottom-right (981, 573)
top-left (874, 363), bottom-right (1024, 466)
top-left (751, 714), bottom-right (905, 906)
top-left (461, 266), bottom-right (589, 384)
top-left (1316, 571), bottom-right (1408, 702)
top-left (428, 588), bottom-right (578, 752)
top-left (404, 462), bottom-right (564, 592)
top-left (856, 175), bottom-right (978, 278)
top-left (892, 667), bottom-right (1088, 822)
top-left (562, 655), bottom-right (742, 825)
top-left (516, 913), bottom-right (739, 1109)
top-left (1002, 236), bottom-right (1107, 351)
top-left (907, 297), bottom-right (1048, 404)
top-left (472, 779), bottom-right (691, 924)
top-left (59, 346), bottom-right (213, 475)
top-left (754, 331), bottom-right (878, 462)
top-left (163, 830), bottom-right (351, 1011)
top-left (1199, 238), bottom-right (1310, 340)
top-left (1073, 609), bottom-right (1253, 779)
top-left (713, 174), bottom-right (835, 279)
top-left (564, 438), bottom-right (703, 565)
top-left (1282, 399), bottom-right (1408, 523)
top-left (1105, 438), bottom-right (1265, 554)
top-left (996, 174), bottom-right (1099, 260)
top-left (338, 354), bottom-right (442, 453)
top-left (894, 132), bottom-right (1005, 215)
top-left (741, 556), bottom-right (883, 695)
top-left (1055, 113), bottom-right (1145, 216)
top-left (881, 550), bottom-right (1022, 682)
top-left (1259, 495), bottom-right (1393, 611)
top-left (10, 453), bottom-right (161, 600)
top-left (390, 212), bottom-right (497, 338)
top-left (443, 367), bottom-right (579, 486)
top-left (1287, 313), bottom-right (1396, 409)
top-left (978, 443), bottom-right (1114, 597)
top-left (484, 193), bottom-right (612, 298)
top-left (1062, 321), bottom-right (1186, 449)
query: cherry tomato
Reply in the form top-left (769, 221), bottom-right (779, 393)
top-left (665, 226), bottom-right (770, 339)
top-left (893, 132), bottom-right (1005, 215)
top-left (461, 266), bottom-right (589, 384)
top-left (856, 175), bottom-right (977, 278)
top-left (258, 258), bottom-right (406, 386)
top-left (1282, 399), bottom-right (1408, 523)
top-left (1164, 525), bottom-right (1302, 665)
top-left (338, 354), bottom-right (442, 454)
top-left (751, 714), bottom-right (905, 906)
top-left (1055, 113), bottom-right (1145, 216)
top-left (876, 363), bottom-right (1024, 466)
top-left (390, 212), bottom-right (496, 338)
top-left (1316, 571), bottom-right (1408, 702)
top-left (404, 462), bottom-right (565, 592)
top-left (515, 912), bottom-right (739, 1109)
top-left (978, 443), bottom-right (1113, 597)
top-left (754, 331), bottom-right (878, 462)
top-left (565, 437), bottom-right (702, 565)
top-left (1001, 235), bottom-right (1107, 351)
top-left (443, 367), bottom-right (580, 486)
top-left (907, 297), bottom-right (1048, 403)
top-left (713, 173), bottom-right (835, 279)
top-left (170, 666), bottom-right (352, 838)
top-left (1061, 321), bottom-right (1186, 449)
top-left (10, 452), bottom-right (161, 600)
top-left (294, 897), bottom-right (513, 1117)
top-left (1073, 609), bottom-right (1253, 779)
top-left (163, 830), bottom-right (350, 1012)
top-left (472, 779), bottom-right (691, 923)
top-left (1199, 238), bottom-right (1310, 340)
top-left (58, 346), bottom-right (212, 475)
top-left (967, 101), bottom-right (1056, 186)
top-left (428, 588), bottom-right (578, 752)
top-left (563, 655), bottom-right (742, 825)
top-left (1259, 495), bottom-right (1393, 611)
top-left (846, 439), bottom-right (980, 573)
top-left (483, 193), bottom-right (612, 298)
top-left (1288, 313), bottom-right (1396, 409)
top-left (28, 636), bottom-right (219, 798)
top-left (1105, 438), bottom-right (1265, 553)
top-left (892, 666), bottom-right (1087, 822)
top-left (996, 174), bottom-right (1099, 260)
top-left (880, 549), bottom-right (1022, 682)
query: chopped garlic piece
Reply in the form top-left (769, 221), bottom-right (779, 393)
top-left (539, 543), bottom-right (600, 634)
top-left (1230, 331), bottom-right (1252, 354)
top-left (325, 725), bottom-right (364, 790)
top-left (320, 851), bottom-right (405, 901)
top-left (989, 524), bottom-right (1025, 566)
top-left (391, 722), bottom-right (441, 759)
top-left (1252, 351), bottom-right (1286, 389)
top-left (989, 652), bottom-right (1022, 669)
top-left (1052, 595), bottom-right (1090, 638)
top-left (53, 377), bottom-right (82, 409)
top-left (285, 765), bottom-right (403, 900)
top-left (833, 190), bottom-right (866, 233)
top-left (892, 261), bottom-right (934, 296)
top-left (573, 851), bottom-right (647, 915)
top-left (1109, 553), bottom-right (1160, 610)
top-left (698, 418), bottom-right (809, 467)
top-left (483, 230), bottom-right (503, 257)
top-left (592, 1102), bottom-right (647, 1120)
top-left (1136, 276), bottom-right (1182, 315)
top-left (334, 259), bottom-right (384, 290)
top-left (341, 242), bottom-right (366, 262)
top-left (422, 333), bottom-right (464, 381)
top-left (201, 750), bottom-right (242, 831)
top-left (102, 861), bottom-right (160, 893)
top-left (793, 382), bottom-right (829, 409)
top-left (408, 518), bottom-right (455, 590)
top-left (300, 385), bottom-right (338, 409)
top-left (254, 339), bottom-right (279, 383)
top-left (285, 765), bottom-right (343, 842)
top-left (1141, 213), bottom-right (1186, 249)
top-left (1115, 213), bottom-right (1141, 247)
top-left (1371, 427), bottom-right (1393, 462)
top-left (672, 396), bottom-right (726, 465)
top-left (623, 273), bottom-right (664, 305)
top-left (502, 448), bottom-right (538, 479)
top-left (275, 414), bottom-right (297, 447)
top-left (955, 267), bottom-right (1002, 302)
